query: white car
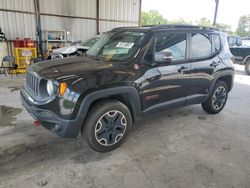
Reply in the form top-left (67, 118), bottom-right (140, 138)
top-left (49, 36), bottom-right (100, 59)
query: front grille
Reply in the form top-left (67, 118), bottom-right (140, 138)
top-left (26, 72), bottom-right (40, 95)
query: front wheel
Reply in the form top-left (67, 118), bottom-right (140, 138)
top-left (202, 81), bottom-right (228, 114)
top-left (245, 60), bottom-right (250, 75)
top-left (82, 100), bottom-right (132, 152)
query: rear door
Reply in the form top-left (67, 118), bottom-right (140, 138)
top-left (187, 32), bottom-right (222, 104)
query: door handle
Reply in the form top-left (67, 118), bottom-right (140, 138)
top-left (210, 61), bottom-right (220, 67)
top-left (178, 66), bottom-right (189, 73)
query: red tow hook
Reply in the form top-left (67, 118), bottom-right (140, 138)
top-left (33, 120), bottom-right (41, 127)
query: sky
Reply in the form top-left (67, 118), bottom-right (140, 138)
top-left (142, 0), bottom-right (250, 31)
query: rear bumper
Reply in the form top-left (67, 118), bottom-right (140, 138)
top-left (20, 88), bottom-right (82, 138)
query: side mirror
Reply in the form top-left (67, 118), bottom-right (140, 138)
top-left (154, 51), bottom-right (173, 64)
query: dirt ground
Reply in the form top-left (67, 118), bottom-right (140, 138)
top-left (0, 64), bottom-right (250, 188)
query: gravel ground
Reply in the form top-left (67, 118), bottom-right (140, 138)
top-left (0, 64), bottom-right (249, 188)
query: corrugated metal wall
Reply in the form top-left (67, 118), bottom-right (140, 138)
top-left (0, 11), bottom-right (36, 40)
top-left (0, 0), bottom-right (34, 12)
top-left (99, 0), bottom-right (140, 22)
top-left (39, 0), bottom-right (96, 18)
top-left (99, 0), bottom-right (140, 33)
top-left (0, 0), bottom-right (141, 42)
top-left (99, 20), bottom-right (138, 33)
top-left (0, 0), bottom-right (36, 40)
top-left (39, 0), bottom-right (97, 41)
top-left (41, 16), bottom-right (96, 41)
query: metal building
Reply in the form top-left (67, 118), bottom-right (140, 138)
top-left (0, 0), bottom-right (141, 54)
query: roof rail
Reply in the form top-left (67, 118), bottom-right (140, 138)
top-left (110, 26), bottom-right (138, 32)
top-left (142, 24), bottom-right (218, 30)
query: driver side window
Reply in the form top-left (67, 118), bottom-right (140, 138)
top-left (144, 32), bottom-right (187, 64)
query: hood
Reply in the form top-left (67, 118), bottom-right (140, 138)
top-left (28, 56), bottom-right (138, 94)
top-left (52, 45), bottom-right (89, 54)
top-left (29, 56), bottom-right (132, 81)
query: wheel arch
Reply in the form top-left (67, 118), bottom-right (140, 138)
top-left (87, 92), bottom-right (140, 122)
top-left (243, 55), bottom-right (250, 64)
top-left (206, 70), bottom-right (234, 101)
top-left (217, 75), bottom-right (233, 92)
top-left (75, 86), bottom-right (141, 134)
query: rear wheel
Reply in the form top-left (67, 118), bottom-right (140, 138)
top-left (202, 81), bottom-right (228, 114)
top-left (245, 60), bottom-right (250, 75)
top-left (82, 100), bottom-right (132, 152)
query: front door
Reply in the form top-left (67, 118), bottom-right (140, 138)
top-left (139, 32), bottom-right (191, 113)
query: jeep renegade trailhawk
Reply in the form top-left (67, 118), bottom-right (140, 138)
top-left (21, 25), bottom-right (234, 152)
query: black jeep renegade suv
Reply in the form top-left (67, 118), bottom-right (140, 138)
top-left (21, 25), bottom-right (234, 152)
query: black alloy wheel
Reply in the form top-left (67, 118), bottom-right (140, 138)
top-left (83, 100), bottom-right (132, 152)
top-left (95, 110), bottom-right (127, 146)
top-left (202, 81), bottom-right (228, 114)
top-left (212, 86), bottom-right (227, 110)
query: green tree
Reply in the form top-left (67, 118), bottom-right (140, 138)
top-left (196, 17), bottom-right (212, 27)
top-left (141, 10), bottom-right (192, 26)
top-left (215, 23), bottom-right (233, 34)
top-left (236, 15), bottom-right (250, 37)
top-left (169, 18), bottom-right (192, 25)
top-left (141, 11), bottom-right (233, 34)
top-left (196, 18), bottom-right (233, 34)
top-left (141, 10), bottom-right (168, 26)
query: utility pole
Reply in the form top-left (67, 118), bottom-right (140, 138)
top-left (213, 0), bottom-right (219, 26)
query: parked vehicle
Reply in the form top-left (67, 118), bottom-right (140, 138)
top-left (227, 35), bottom-right (242, 47)
top-left (21, 25), bottom-right (234, 152)
top-left (228, 35), bottom-right (250, 75)
top-left (49, 36), bottom-right (100, 59)
top-left (242, 37), bottom-right (250, 47)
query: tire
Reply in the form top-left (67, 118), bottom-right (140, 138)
top-left (245, 60), bottom-right (250, 75)
top-left (82, 100), bottom-right (132, 152)
top-left (202, 81), bottom-right (228, 114)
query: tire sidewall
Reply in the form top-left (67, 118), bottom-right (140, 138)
top-left (245, 60), bottom-right (250, 75)
top-left (209, 81), bottom-right (228, 113)
top-left (84, 101), bottom-right (132, 152)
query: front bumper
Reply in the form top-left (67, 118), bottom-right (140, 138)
top-left (20, 88), bottom-right (82, 138)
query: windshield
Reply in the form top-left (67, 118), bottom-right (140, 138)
top-left (81, 37), bottom-right (99, 48)
top-left (86, 31), bottom-right (145, 62)
top-left (242, 40), bottom-right (250, 47)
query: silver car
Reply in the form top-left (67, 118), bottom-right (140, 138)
top-left (49, 36), bottom-right (100, 59)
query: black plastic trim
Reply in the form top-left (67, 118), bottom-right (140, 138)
top-left (21, 86), bottom-right (141, 138)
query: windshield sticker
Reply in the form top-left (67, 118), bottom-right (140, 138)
top-left (103, 48), bottom-right (129, 55)
top-left (116, 42), bottom-right (134, 49)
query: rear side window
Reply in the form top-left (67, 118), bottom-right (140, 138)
top-left (212, 34), bottom-right (220, 53)
top-left (191, 33), bottom-right (212, 58)
top-left (221, 34), bottom-right (231, 52)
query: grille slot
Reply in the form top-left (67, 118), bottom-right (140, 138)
top-left (26, 72), bottom-right (40, 95)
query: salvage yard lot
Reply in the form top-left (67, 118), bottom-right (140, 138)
top-left (0, 64), bottom-right (250, 188)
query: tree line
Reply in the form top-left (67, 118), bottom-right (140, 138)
top-left (141, 10), bottom-right (250, 37)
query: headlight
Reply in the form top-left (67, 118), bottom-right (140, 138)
top-left (47, 80), bottom-right (55, 96)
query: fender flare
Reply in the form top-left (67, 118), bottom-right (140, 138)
top-left (72, 86), bottom-right (141, 135)
top-left (243, 55), bottom-right (250, 64)
top-left (205, 69), bottom-right (234, 101)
